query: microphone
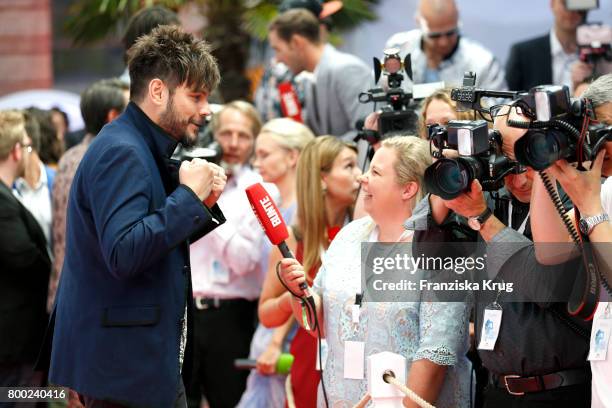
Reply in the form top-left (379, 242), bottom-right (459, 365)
top-left (234, 353), bottom-right (294, 375)
top-left (245, 183), bottom-right (312, 297)
top-left (278, 82), bottom-right (303, 123)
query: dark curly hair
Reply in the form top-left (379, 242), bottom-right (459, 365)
top-left (127, 25), bottom-right (220, 102)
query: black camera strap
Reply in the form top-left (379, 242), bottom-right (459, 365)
top-left (567, 208), bottom-right (600, 320)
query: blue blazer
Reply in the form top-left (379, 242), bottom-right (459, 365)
top-left (45, 103), bottom-right (225, 408)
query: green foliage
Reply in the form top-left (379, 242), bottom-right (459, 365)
top-left (64, 0), bottom-right (185, 44)
top-left (64, 0), bottom-right (379, 45)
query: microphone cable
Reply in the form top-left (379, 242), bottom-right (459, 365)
top-left (276, 262), bottom-right (330, 408)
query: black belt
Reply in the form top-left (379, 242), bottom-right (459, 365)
top-left (490, 368), bottom-right (590, 396)
top-left (193, 297), bottom-right (256, 310)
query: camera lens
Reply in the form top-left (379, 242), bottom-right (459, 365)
top-left (425, 158), bottom-right (483, 200)
top-left (514, 129), bottom-right (569, 170)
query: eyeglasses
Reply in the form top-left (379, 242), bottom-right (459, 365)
top-left (478, 104), bottom-right (529, 123)
top-left (20, 142), bottom-right (32, 154)
top-left (425, 27), bottom-right (459, 39)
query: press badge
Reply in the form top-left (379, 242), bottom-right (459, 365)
top-left (351, 305), bottom-right (360, 323)
top-left (316, 338), bottom-right (329, 371)
top-left (210, 260), bottom-right (230, 284)
top-left (343, 340), bottom-right (365, 379)
top-left (352, 293), bottom-right (363, 324)
top-left (477, 308), bottom-right (503, 351)
top-left (589, 304), bottom-right (611, 361)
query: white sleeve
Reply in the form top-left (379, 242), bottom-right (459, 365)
top-left (601, 178), bottom-right (612, 215)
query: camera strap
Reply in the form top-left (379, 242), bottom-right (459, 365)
top-left (567, 208), bottom-right (600, 320)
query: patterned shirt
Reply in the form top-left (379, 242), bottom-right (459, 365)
top-left (48, 135), bottom-right (92, 312)
top-left (312, 216), bottom-right (471, 407)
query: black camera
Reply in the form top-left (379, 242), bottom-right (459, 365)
top-left (172, 123), bottom-right (223, 164)
top-left (510, 85), bottom-right (611, 170)
top-left (424, 120), bottom-right (522, 200)
top-left (356, 48), bottom-right (418, 144)
top-left (451, 71), bottom-right (518, 113)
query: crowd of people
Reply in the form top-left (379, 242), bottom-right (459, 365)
top-left (1, 0), bottom-right (612, 408)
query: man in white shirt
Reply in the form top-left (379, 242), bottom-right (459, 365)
top-left (506, 0), bottom-right (586, 92)
top-left (187, 101), bottom-right (276, 408)
top-left (13, 111), bottom-right (55, 255)
top-left (384, 0), bottom-right (506, 90)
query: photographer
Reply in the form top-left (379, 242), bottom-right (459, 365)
top-left (529, 73), bottom-right (612, 407)
top-left (406, 105), bottom-right (592, 407)
top-left (385, 0), bottom-right (505, 90)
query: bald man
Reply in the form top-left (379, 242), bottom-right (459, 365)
top-left (385, 0), bottom-right (506, 90)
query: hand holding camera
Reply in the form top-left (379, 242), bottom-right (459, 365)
top-left (547, 149), bottom-right (606, 217)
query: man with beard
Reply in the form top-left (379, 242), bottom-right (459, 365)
top-left (44, 26), bottom-right (227, 408)
top-left (0, 110), bottom-right (51, 391)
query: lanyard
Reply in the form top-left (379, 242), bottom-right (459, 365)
top-left (508, 201), bottom-right (529, 235)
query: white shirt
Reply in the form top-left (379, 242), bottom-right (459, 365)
top-left (13, 161), bottom-right (52, 254)
top-left (384, 29), bottom-right (507, 90)
top-left (190, 165), bottom-right (278, 300)
top-left (550, 30), bottom-right (579, 90)
top-left (592, 178), bottom-right (612, 408)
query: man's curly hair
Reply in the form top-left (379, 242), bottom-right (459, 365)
top-left (127, 25), bottom-right (220, 101)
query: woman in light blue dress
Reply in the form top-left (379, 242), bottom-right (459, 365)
top-left (279, 136), bottom-right (471, 407)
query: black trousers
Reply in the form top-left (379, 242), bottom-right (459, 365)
top-left (77, 379), bottom-right (187, 408)
top-left (186, 299), bottom-right (257, 408)
top-left (483, 383), bottom-right (591, 408)
top-left (0, 363), bottom-right (44, 408)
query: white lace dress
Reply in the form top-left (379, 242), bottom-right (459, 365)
top-left (312, 216), bottom-right (471, 407)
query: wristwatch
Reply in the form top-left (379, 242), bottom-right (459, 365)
top-left (579, 213), bottom-right (609, 236)
top-left (468, 207), bottom-right (493, 231)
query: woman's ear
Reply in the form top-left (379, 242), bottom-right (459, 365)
top-left (287, 149), bottom-right (299, 168)
top-left (402, 181), bottom-right (419, 201)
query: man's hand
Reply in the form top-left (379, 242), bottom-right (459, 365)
top-left (443, 179), bottom-right (488, 218)
top-left (571, 61), bottom-right (594, 91)
top-left (203, 163), bottom-right (227, 208)
top-left (364, 111), bottom-right (380, 132)
top-left (363, 111), bottom-right (382, 151)
top-left (547, 150), bottom-right (606, 216)
top-left (179, 158), bottom-right (214, 202)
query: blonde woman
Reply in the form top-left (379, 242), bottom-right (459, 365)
top-left (280, 136), bottom-right (471, 407)
top-left (259, 136), bottom-right (361, 408)
top-left (238, 118), bottom-right (314, 408)
top-left (419, 88), bottom-right (478, 139)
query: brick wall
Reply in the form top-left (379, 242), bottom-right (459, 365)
top-left (0, 0), bottom-right (52, 96)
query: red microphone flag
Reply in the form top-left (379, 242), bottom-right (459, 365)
top-left (245, 182), bottom-right (289, 246)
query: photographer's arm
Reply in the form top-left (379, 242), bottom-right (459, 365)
top-left (529, 169), bottom-right (578, 249)
top-left (442, 180), bottom-right (506, 242)
top-left (531, 151), bottom-right (612, 264)
top-left (545, 153), bottom-right (612, 284)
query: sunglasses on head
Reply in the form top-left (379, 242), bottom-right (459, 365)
top-left (425, 27), bottom-right (459, 39)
